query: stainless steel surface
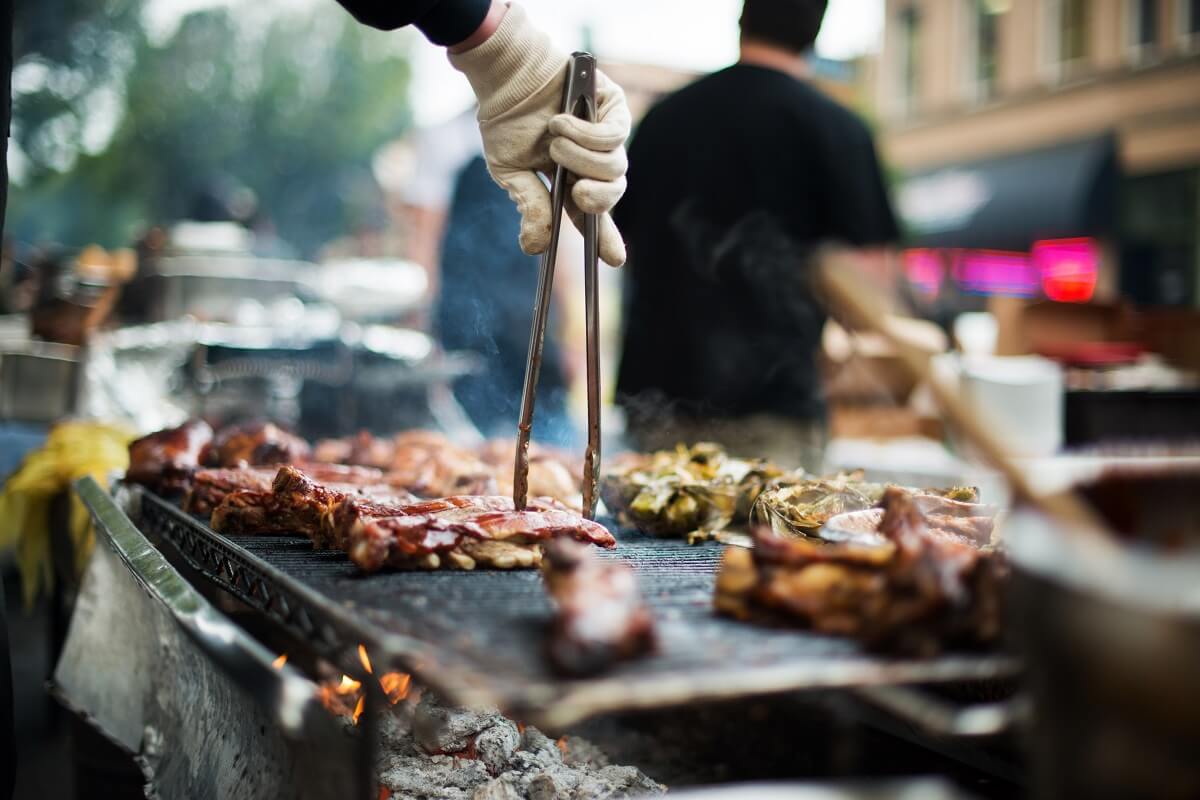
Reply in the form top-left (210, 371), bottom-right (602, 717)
top-left (514, 51), bottom-right (602, 518)
top-left (853, 685), bottom-right (1026, 738)
top-left (0, 340), bottom-right (80, 422)
top-left (59, 477), bottom-right (366, 799)
top-left (148, 255), bottom-right (319, 323)
top-left (1005, 499), bottom-right (1200, 799)
top-left (135, 485), bottom-right (1017, 731)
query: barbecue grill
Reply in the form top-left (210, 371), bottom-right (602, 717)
top-left (128, 479), bottom-right (1016, 730)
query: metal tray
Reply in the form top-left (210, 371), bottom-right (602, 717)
top-left (134, 485), bottom-right (1018, 729)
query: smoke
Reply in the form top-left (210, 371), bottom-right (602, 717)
top-left (433, 156), bottom-right (578, 449)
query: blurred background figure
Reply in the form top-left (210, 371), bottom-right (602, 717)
top-left (435, 154), bottom-right (574, 445)
top-left (393, 107), bottom-right (482, 281)
top-left (614, 0), bottom-right (898, 471)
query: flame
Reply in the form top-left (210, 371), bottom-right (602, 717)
top-left (352, 695), bottom-right (365, 725)
top-left (272, 653), bottom-right (288, 669)
top-left (555, 736), bottom-right (568, 754)
top-left (516, 721), bottom-right (526, 734)
top-left (378, 788), bottom-right (392, 800)
top-left (379, 672), bottom-right (411, 704)
top-left (358, 644), bottom-right (373, 674)
top-left (337, 675), bottom-right (361, 694)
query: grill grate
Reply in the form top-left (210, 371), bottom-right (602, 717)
top-left (137, 486), bottom-right (1017, 728)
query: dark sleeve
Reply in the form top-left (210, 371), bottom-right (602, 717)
top-left (331, 0), bottom-right (490, 45)
top-left (825, 119), bottom-right (900, 246)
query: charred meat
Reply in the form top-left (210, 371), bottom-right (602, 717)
top-left (346, 496), bottom-right (617, 573)
top-left (126, 419), bottom-right (214, 494)
top-left (183, 466), bottom-right (277, 515)
top-left (384, 439), bottom-right (497, 498)
top-left (542, 540), bottom-right (656, 676)
top-left (210, 466), bottom-right (414, 546)
top-left (716, 487), bottom-right (1004, 654)
top-left (205, 421), bottom-right (311, 468)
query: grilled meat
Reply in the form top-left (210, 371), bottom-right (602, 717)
top-left (210, 466), bottom-right (414, 544)
top-left (542, 540), bottom-right (656, 676)
top-left (716, 487), bottom-right (1004, 654)
top-left (205, 421), bottom-right (311, 468)
top-left (183, 467), bottom-right (277, 515)
top-left (384, 438), bottom-right (497, 498)
top-left (186, 462), bottom-right (389, 518)
top-left (346, 496), bottom-right (616, 573)
top-left (312, 430), bottom-right (395, 470)
top-left (126, 419), bottom-right (214, 494)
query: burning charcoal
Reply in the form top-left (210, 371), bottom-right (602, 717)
top-left (474, 722), bottom-right (522, 775)
top-left (587, 766), bottom-right (663, 798)
top-left (542, 541), bottom-right (656, 676)
top-left (526, 770), bottom-right (579, 800)
top-left (413, 693), bottom-right (510, 756)
top-left (518, 728), bottom-right (563, 763)
top-left (471, 779), bottom-right (523, 800)
top-left (372, 692), bottom-right (662, 799)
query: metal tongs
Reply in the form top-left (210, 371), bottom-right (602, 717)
top-left (514, 52), bottom-right (602, 519)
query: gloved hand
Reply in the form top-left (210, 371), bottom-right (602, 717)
top-left (449, 3), bottom-right (630, 267)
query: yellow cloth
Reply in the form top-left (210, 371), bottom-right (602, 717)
top-left (0, 421), bottom-right (134, 606)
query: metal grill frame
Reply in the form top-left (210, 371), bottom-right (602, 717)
top-left (133, 484), bottom-right (1019, 729)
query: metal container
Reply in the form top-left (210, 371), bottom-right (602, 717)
top-left (1005, 468), bottom-right (1200, 799)
top-left (0, 340), bottom-right (81, 422)
top-left (147, 255), bottom-right (318, 322)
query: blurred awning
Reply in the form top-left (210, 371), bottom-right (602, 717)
top-left (897, 134), bottom-right (1118, 251)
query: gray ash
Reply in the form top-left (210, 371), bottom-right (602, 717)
top-left (373, 693), bottom-right (664, 800)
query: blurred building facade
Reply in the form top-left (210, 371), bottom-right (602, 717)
top-left (878, 0), bottom-right (1200, 308)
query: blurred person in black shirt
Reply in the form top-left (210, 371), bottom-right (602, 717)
top-left (613, 0), bottom-right (898, 471)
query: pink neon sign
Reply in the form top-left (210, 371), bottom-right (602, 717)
top-left (953, 250), bottom-right (1038, 296)
top-left (1033, 237), bottom-right (1098, 303)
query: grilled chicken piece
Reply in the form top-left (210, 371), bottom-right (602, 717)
top-left (126, 419), bottom-right (214, 494)
top-left (716, 487), bottom-right (1004, 654)
top-left (205, 421), bottom-right (311, 468)
top-left (210, 466), bottom-right (414, 543)
top-left (479, 439), bottom-right (583, 509)
top-left (346, 496), bottom-right (616, 573)
top-left (384, 440), bottom-right (497, 498)
top-left (542, 540), bottom-right (656, 676)
top-left (312, 430), bottom-right (396, 470)
top-left (183, 467), bottom-right (277, 515)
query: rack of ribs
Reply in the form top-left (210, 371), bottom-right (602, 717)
top-left (186, 462), bottom-right (390, 517)
top-left (126, 419), bottom-right (214, 495)
top-left (183, 467), bottom-right (278, 516)
top-left (211, 466), bottom-right (414, 546)
top-left (345, 496), bottom-right (616, 573)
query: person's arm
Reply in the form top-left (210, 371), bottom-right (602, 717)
top-left (332, 0), bottom-right (632, 267)
top-left (330, 0), bottom-right (491, 45)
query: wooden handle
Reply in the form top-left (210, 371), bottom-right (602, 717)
top-left (819, 253), bottom-right (1106, 536)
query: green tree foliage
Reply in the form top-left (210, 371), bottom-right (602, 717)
top-left (9, 3), bottom-right (413, 257)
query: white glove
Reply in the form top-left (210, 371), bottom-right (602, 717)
top-left (448, 3), bottom-right (630, 267)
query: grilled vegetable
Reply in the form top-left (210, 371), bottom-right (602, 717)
top-left (752, 477), bottom-right (980, 538)
top-left (600, 443), bottom-right (791, 539)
